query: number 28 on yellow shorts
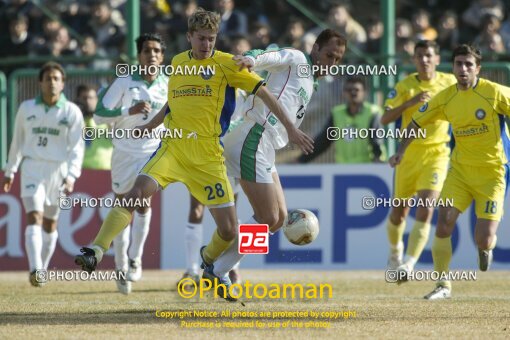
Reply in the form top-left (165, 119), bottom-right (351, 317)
top-left (140, 139), bottom-right (235, 206)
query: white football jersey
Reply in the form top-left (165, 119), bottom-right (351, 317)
top-left (4, 94), bottom-right (84, 180)
top-left (242, 48), bottom-right (316, 149)
top-left (94, 73), bottom-right (168, 157)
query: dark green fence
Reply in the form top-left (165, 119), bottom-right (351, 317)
top-left (0, 72), bottom-right (6, 167)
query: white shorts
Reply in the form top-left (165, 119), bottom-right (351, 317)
top-left (111, 150), bottom-right (153, 194)
top-left (223, 120), bottom-right (276, 184)
top-left (20, 158), bottom-right (65, 217)
top-left (228, 176), bottom-right (242, 195)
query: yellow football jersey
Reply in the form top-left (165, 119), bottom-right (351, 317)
top-left (413, 78), bottom-right (510, 167)
top-left (165, 50), bottom-right (264, 138)
top-left (385, 72), bottom-right (457, 145)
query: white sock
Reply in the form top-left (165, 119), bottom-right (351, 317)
top-left (185, 222), bottom-right (203, 275)
top-left (213, 215), bottom-right (258, 277)
top-left (25, 224), bottom-right (43, 271)
top-left (92, 245), bottom-right (105, 264)
top-left (114, 225), bottom-right (130, 271)
top-left (391, 241), bottom-right (404, 253)
top-left (128, 210), bottom-right (151, 262)
top-left (213, 235), bottom-right (242, 277)
top-left (41, 230), bottom-right (58, 270)
top-left (404, 256), bottom-right (417, 270)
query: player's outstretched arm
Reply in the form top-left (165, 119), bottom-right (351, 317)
top-left (235, 48), bottom-right (297, 73)
top-left (255, 86), bottom-right (314, 154)
top-left (136, 103), bottom-right (168, 132)
top-left (298, 116), bottom-right (333, 163)
top-left (388, 120), bottom-right (419, 167)
top-left (381, 91), bottom-right (431, 125)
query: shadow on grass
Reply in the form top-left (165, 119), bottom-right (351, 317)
top-left (0, 311), bottom-right (357, 325)
top-left (0, 310), bottom-right (174, 325)
top-left (61, 288), bottom-right (173, 295)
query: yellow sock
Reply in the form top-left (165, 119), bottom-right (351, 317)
top-left (406, 221), bottom-right (431, 259)
top-left (387, 219), bottom-right (406, 248)
top-left (203, 229), bottom-right (233, 264)
top-left (432, 236), bottom-right (452, 289)
top-left (93, 207), bottom-right (132, 252)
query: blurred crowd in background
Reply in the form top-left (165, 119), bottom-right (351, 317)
top-left (3, 0), bottom-right (510, 69)
top-left (2, 0), bottom-right (510, 164)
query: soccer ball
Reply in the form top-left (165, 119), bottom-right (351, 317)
top-left (283, 209), bottom-right (319, 245)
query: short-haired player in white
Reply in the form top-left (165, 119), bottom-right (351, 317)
top-left (2, 62), bottom-right (84, 287)
top-left (93, 33), bottom-right (168, 294)
top-left (205, 29), bottom-right (347, 281)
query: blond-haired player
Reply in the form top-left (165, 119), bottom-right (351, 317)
top-left (74, 9), bottom-right (313, 301)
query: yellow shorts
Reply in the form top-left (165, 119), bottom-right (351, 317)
top-left (394, 144), bottom-right (450, 198)
top-left (141, 138), bottom-right (234, 206)
top-left (440, 162), bottom-right (508, 221)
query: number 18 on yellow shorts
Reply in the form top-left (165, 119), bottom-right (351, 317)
top-left (140, 139), bottom-right (235, 207)
top-left (440, 162), bottom-right (509, 221)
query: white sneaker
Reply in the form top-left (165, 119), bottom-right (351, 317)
top-left (424, 285), bottom-right (451, 300)
top-left (387, 249), bottom-right (403, 270)
top-left (127, 259), bottom-right (142, 282)
top-left (116, 270), bottom-right (132, 295)
top-left (396, 263), bottom-right (411, 284)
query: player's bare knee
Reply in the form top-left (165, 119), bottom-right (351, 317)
top-left (474, 232), bottom-right (494, 250)
top-left (136, 206), bottom-right (151, 214)
top-left (189, 205), bottom-right (205, 223)
top-left (42, 219), bottom-right (57, 233)
top-left (256, 210), bottom-right (279, 230)
top-left (436, 213), bottom-right (456, 237)
top-left (27, 212), bottom-right (43, 225)
top-left (435, 224), bottom-right (451, 238)
top-left (444, 213), bottom-right (457, 229)
top-left (389, 208), bottom-right (406, 225)
top-left (122, 190), bottom-right (139, 212)
top-left (389, 214), bottom-right (405, 225)
top-left (415, 206), bottom-right (434, 222)
top-left (417, 190), bottom-right (438, 200)
top-left (218, 223), bottom-right (237, 241)
top-left (188, 213), bottom-right (203, 224)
